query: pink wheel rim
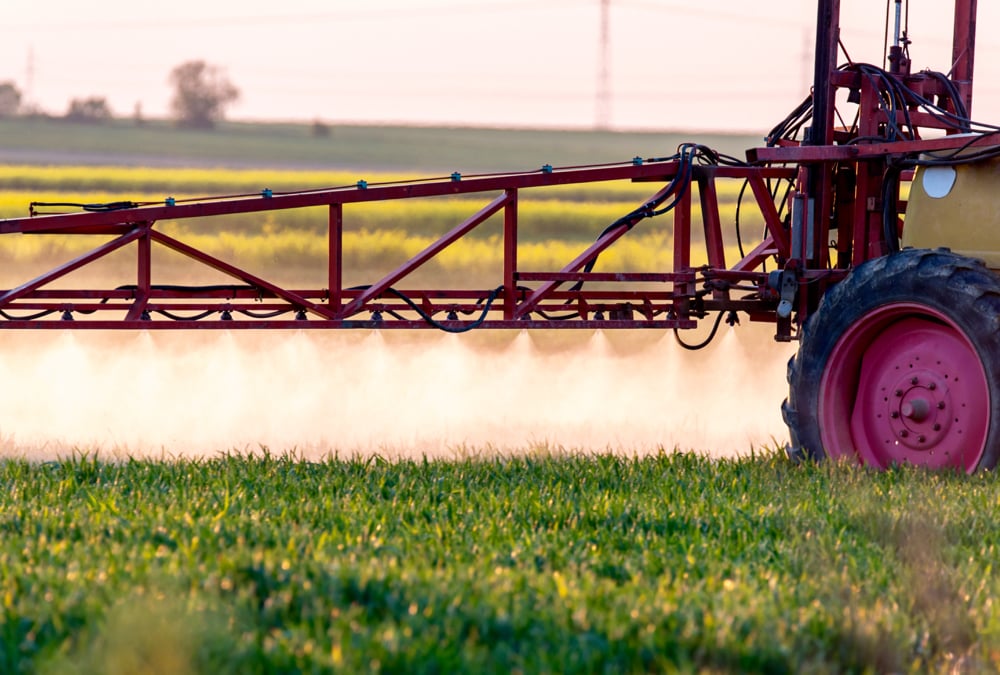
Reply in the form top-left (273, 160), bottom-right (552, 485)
top-left (818, 303), bottom-right (989, 472)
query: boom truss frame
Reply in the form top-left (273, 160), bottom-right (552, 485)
top-left (0, 160), bottom-right (796, 332)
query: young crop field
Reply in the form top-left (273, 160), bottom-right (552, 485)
top-left (2, 451), bottom-right (999, 674)
top-left (0, 118), bottom-right (762, 173)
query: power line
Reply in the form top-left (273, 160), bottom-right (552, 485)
top-left (24, 47), bottom-right (34, 103)
top-left (596, 0), bottom-right (611, 129)
top-left (614, 0), bottom-right (807, 29)
top-left (5, 1), bottom-right (583, 31)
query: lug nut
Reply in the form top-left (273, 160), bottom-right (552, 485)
top-left (911, 377), bottom-right (919, 385)
top-left (937, 401), bottom-right (946, 409)
top-left (928, 382), bottom-right (936, 391)
top-left (933, 423), bottom-right (941, 431)
top-left (890, 411), bottom-right (900, 419)
top-left (895, 389), bottom-right (904, 397)
top-left (918, 435), bottom-right (926, 443)
top-left (899, 430), bottom-right (909, 438)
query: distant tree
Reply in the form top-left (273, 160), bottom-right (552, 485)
top-left (168, 60), bottom-right (240, 129)
top-left (311, 119), bottom-right (331, 138)
top-left (65, 96), bottom-right (112, 123)
top-left (0, 82), bottom-right (22, 118)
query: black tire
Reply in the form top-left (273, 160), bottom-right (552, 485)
top-left (784, 248), bottom-right (1000, 472)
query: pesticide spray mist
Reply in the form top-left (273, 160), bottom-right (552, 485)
top-left (0, 325), bottom-right (795, 461)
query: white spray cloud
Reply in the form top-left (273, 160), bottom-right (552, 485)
top-left (0, 325), bottom-right (795, 461)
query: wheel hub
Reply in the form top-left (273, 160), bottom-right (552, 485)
top-left (882, 369), bottom-right (952, 450)
top-left (821, 308), bottom-right (989, 471)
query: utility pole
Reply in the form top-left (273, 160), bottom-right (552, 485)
top-left (25, 47), bottom-right (35, 107)
top-left (596, 0), bottom-right (611, 130)
top-left (801, 27), bottom-right (812, 94)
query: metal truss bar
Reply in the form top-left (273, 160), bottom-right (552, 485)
top-left (125, 228), bottom-right (152, 321)
top-left (148, 230), bottom-right (339, 320)
top-left (750, 132), bottom-right (996, 163)
top-left (329, 203), bottom-right (343, 312)
top-left (697, 173), bottom-right (726, 270)
top-left (747, 175), bottom-right (789, 256)
top-left (731, 235), bottom-right (779, 273)
top-left (1, 162), bottom-right (686, 234)
top-left (514, 179), bottom-right (678, 318)
top-left (0, 319), bottom-right (696, 331)
top-left (503, 189), bottom-right (518, 320)
top-left (17, 288), bottom-right (681, 302)
top-left (0, 226), bottom-right (144, 306)
top-left (6, 164), bottom-right (791, 235)
top-left (337, 192), bottom-right (511, 319)
top-left (516, 272), bottom-right (689, 282)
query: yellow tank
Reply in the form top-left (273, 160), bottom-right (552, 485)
top-left (903, 155), bottom-right (1000, 268)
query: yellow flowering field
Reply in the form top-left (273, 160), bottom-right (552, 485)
top-left (0, 165), bottom-right (765, 286)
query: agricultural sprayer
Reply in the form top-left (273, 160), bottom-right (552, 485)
top-left (2, 1), bottom-right (996, 471)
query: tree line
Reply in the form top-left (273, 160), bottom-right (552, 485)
top-left (0, 60), bottom-right (240, 129)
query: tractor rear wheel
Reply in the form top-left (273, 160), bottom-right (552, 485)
top-left (784, 248), bottom-right (1000, 472)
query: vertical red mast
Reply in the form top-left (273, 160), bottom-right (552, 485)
top-left (798, 0), bottom-right (840, 269)
top-left (952, 0), bottom-right (977, 117)
top-left (809, 0), bottom-right (840, 149)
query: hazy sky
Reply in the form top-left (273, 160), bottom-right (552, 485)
top-left (4, 1), bottom-right (1000, 132)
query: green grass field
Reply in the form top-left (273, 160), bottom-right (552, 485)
top-left (3, 451), bottom-right (998, 674)
top-left (0, 117), bottom-right (763, 173)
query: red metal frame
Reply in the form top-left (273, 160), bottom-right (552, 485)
top-left (0, 1), bottom-right (981, 338)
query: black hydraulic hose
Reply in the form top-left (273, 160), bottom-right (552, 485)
top-left (909, 130), bottom-right (1000, 166)
top-left (673, 311), bottom-right (727, 351)
top-left (236, 308), bottom-right (292, 319)
top-left (567, 144), bottom-right (715, 295)
top-left (881, 164), bottom-right (903, 254)
top-left (346, 284), bottom-right (504, 333)
top-left (384, 286), bottom-right (504, 333)
top-left (116, 283), bottom-right (257, 295)
top-left (30, 200), bottom-right (138, 214)
top-left (154, 309), bottom-right (219, 321)
top-left (0, 309), bottom-right (57, 321)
